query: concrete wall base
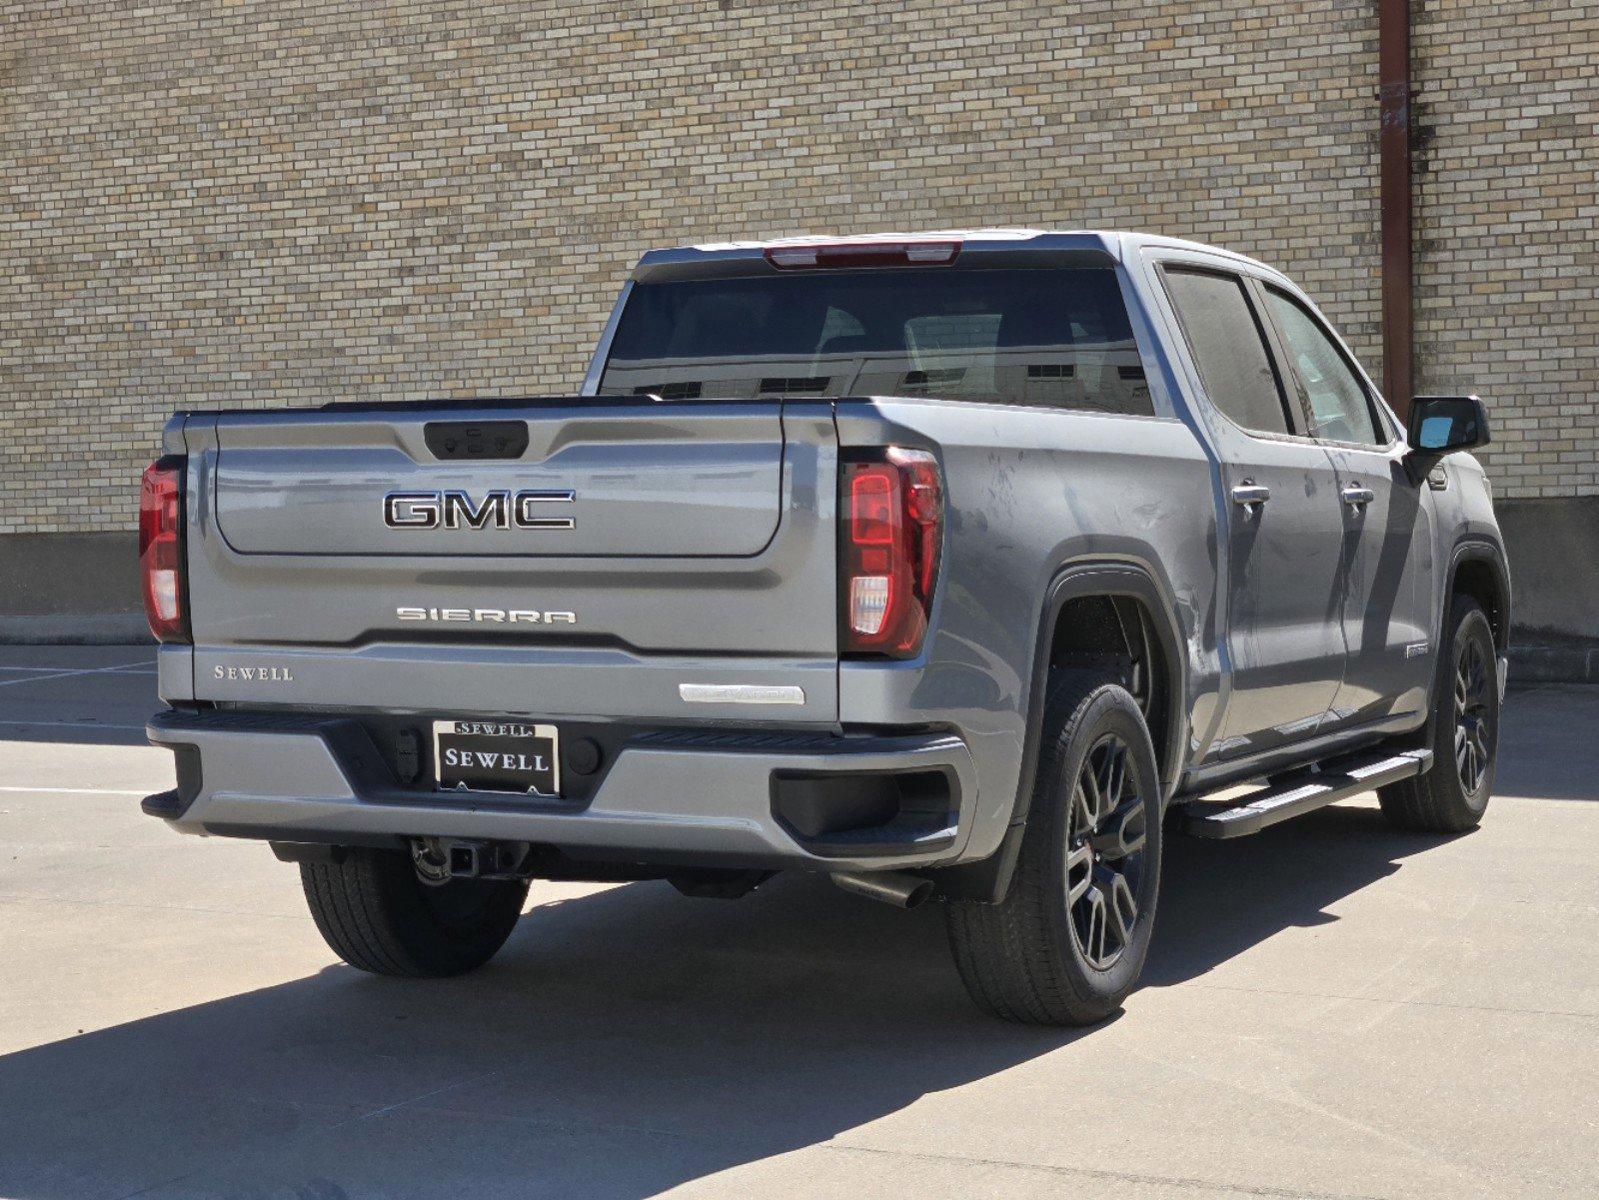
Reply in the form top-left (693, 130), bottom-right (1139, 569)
top-left (1, 531), bottom-right (143, 614)
top-left (0, 615), bottom-right (153, 645)
top-left (1496, 496), bottom-right (1599, 642)
top-left (1508, 644), bottom-right (1599, 686)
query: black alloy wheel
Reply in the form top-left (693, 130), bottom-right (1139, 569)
top-left (1454, 634), bottom-right (1493, 796)
top-left (1378, 594), bottom-right (1498, 834)
top-left (1065, 733), bottom-right (1148, 970)
top-left (945, 672), bottom-right (1163, 1025)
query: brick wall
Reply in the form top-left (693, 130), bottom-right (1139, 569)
top-left (1412, 0), bottom-right (1599, 498)
top-left (0, 0), bottom-right (1592, 535)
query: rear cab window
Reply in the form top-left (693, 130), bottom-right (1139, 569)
top-left (1161, 267), bottom-right (1297, 437)
top-left (598, 267), bottom-right (1154, 416)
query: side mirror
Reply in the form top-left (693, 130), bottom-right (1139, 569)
top-left (1408, 394), bottom-right (1490, 457)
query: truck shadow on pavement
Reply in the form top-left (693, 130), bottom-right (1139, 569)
top-left (0, 805), bottom-right (1458, 1199)
top-left (1145, 803), bottom-right (1461, 987)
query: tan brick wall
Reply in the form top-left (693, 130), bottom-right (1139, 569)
top-left (1413, 0), bottom-right (1599, 497)
top-left (0, 0), bottom-right (1590, 534)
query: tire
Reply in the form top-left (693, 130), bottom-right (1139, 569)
top-left (300, 848), bottom-right (529, 978)
top-left (1378, 594), bottom-right (1499, 833)
top-left (945, 672), bottom-right (1163, 1026)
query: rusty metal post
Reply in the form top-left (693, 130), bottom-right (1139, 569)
top-left (1378, 0), bottom-right (1415, 421)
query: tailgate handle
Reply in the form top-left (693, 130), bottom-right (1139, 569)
top-left (424, 421), bottom-right (529, 460)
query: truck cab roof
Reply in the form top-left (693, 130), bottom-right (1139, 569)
top-left (633, 228), bottom-right (1274, 282)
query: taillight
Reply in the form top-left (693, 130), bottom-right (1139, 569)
top-left (139, 456), bottom-right (188, 643)
top-left (840, 448), bottom-right (942, 658)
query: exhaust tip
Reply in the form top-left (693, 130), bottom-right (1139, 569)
top-left (830, 870), bottom-right (934, 909)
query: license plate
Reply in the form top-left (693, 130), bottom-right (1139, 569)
top-left (433, 720), bottom-right (560, 797)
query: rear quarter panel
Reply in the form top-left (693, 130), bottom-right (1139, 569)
top-left (835, 397), bottom-right (1220, 862)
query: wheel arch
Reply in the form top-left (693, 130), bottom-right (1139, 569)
top-left (1447, 540), bottom-right (1511, 652)
top-left (934, 559), bottom-right (1189, 903)
top-left (1407, 538), bottom-right (1511, 756)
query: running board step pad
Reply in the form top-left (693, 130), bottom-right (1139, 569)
top-left (1184, 750), bottom-right (1434, 839)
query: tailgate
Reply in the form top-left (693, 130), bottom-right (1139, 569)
top-left (179, 399), bottom-right (840, 723)
top-left (211, 401), bottom-right (783, 558)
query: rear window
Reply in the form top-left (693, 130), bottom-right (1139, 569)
top-left (599, 267), bottom-right (1152, 415)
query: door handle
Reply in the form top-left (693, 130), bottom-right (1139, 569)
top-left (1231, 482), bottom-right (1271, 512)
top-left (1341, 483), bottom-right (1376, 509)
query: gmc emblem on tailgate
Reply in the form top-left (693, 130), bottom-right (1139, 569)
top-left (383, 489), bottom-right (575, 530)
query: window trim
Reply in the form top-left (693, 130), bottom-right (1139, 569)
top-left (1257, 282), bottom-right (1402, 454)
top-left (1154, 262), bottom-right (1310, 442)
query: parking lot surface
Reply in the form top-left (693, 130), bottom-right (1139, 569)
top-left (0, 646), bottom-right (1595, 1199)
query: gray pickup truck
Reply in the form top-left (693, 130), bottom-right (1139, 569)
top-left (139, 229), bottom-right (1509, 1025)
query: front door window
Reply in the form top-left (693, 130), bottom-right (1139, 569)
top-left (1264, 289), bottom-right (1385, 446)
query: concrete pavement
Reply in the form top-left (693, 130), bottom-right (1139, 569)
top-left (0, 647), bottom-right (1595, 1199)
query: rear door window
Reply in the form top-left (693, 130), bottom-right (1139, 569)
top-left (600, 267), bottom-right (1153, 415)
top-left (1163, 269), bottom-right (1296, 436)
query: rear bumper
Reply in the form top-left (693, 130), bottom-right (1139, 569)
top-left (144, 709), bottom-right (978, 872)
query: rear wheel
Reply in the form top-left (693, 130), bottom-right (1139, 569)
top-left (945, 672), bottom-right (1162, 1025)
top-left (1378, 595), bottom-right (1498, 833)
top-left (301, 847), bottom-right (528, 977)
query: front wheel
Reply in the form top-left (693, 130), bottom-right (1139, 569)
top-left (301, 847), bottom-right (528, 977)
top-left (1378, 595), bottom-right (1499, 833)
top-left (945, 673), bottom-right (1163, 1026)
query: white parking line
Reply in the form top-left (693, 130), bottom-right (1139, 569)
top-left (0, 719), bottom-right (148, 732)
top-left (0, 663), bottom-right (154, 673)
top-left (0, 660), bottom-right (157, 688)
top-left (0, 785), bottom-right (151, 796)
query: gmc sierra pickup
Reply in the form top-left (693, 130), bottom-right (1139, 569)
top-left (140, 229), bottom-right (1509, 1025)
